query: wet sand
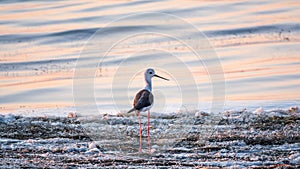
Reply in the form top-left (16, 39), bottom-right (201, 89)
top-left (0, 108), bottom-right (299, 168)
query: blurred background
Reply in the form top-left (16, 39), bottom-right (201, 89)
top-left (0, 0), bottom-right (299, 115)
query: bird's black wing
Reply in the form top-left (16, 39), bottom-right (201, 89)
top-left (133, 89), bottom-right (153, 111)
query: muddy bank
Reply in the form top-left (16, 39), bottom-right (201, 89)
top-left (0, 108), bottom-right (299, 168)
top-left (0, 115), bottom-right (89, 140)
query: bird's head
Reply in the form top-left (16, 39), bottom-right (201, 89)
top-left (145, 68), bottom-right (169, 81)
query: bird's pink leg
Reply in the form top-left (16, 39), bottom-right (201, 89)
top-left (148, 110), bottom-right (151, 153)
top-left (138, 111), bottom-right (142, 153)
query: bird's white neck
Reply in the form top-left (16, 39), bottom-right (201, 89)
top-left (144, 77), bottom-right (152, 92)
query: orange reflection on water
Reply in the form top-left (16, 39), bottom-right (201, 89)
top-left (0, 0), bottom-right (299, 113)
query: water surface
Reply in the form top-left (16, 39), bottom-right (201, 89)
top-left (0, 0), bottom-right (299, 115)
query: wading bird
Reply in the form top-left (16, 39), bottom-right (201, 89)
top-left (127, 68), bottom-right (169, 153)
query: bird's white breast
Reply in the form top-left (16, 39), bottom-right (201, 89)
top-left (140, 103), bottom-right (153, 112)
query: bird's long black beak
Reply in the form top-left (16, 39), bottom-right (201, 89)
top-left (154, 74), bottom-right (169, 81)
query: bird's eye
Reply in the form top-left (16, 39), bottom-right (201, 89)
top-left (149, 72), bottom-right (153, 74)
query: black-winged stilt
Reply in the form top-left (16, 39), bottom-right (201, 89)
top-left (127, 68), bottom-right (169, 153)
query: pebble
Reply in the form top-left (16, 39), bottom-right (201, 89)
top-left (254, 107), bottom-right (264, 114)
top-left (88, 142), bottom-right (98, 149)
top-left (67, 112), bottom-right (77, 118)
top-left (289, 106), bottom-right (299, 115)
top-left (85, 148), bottom-right (100, 154)
top-left (289, 153), bottom-right (300, 165)
top-left (195, 111), bottom-right (210, 117)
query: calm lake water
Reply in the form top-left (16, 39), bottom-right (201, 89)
top-left (0, 0), bottom-right (299, 115)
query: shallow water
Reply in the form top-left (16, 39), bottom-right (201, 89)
top-left (0, 0), bottom-right (300, 115)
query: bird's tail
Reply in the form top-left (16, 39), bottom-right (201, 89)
top-left (127, 108), bottom-right (135, 114)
